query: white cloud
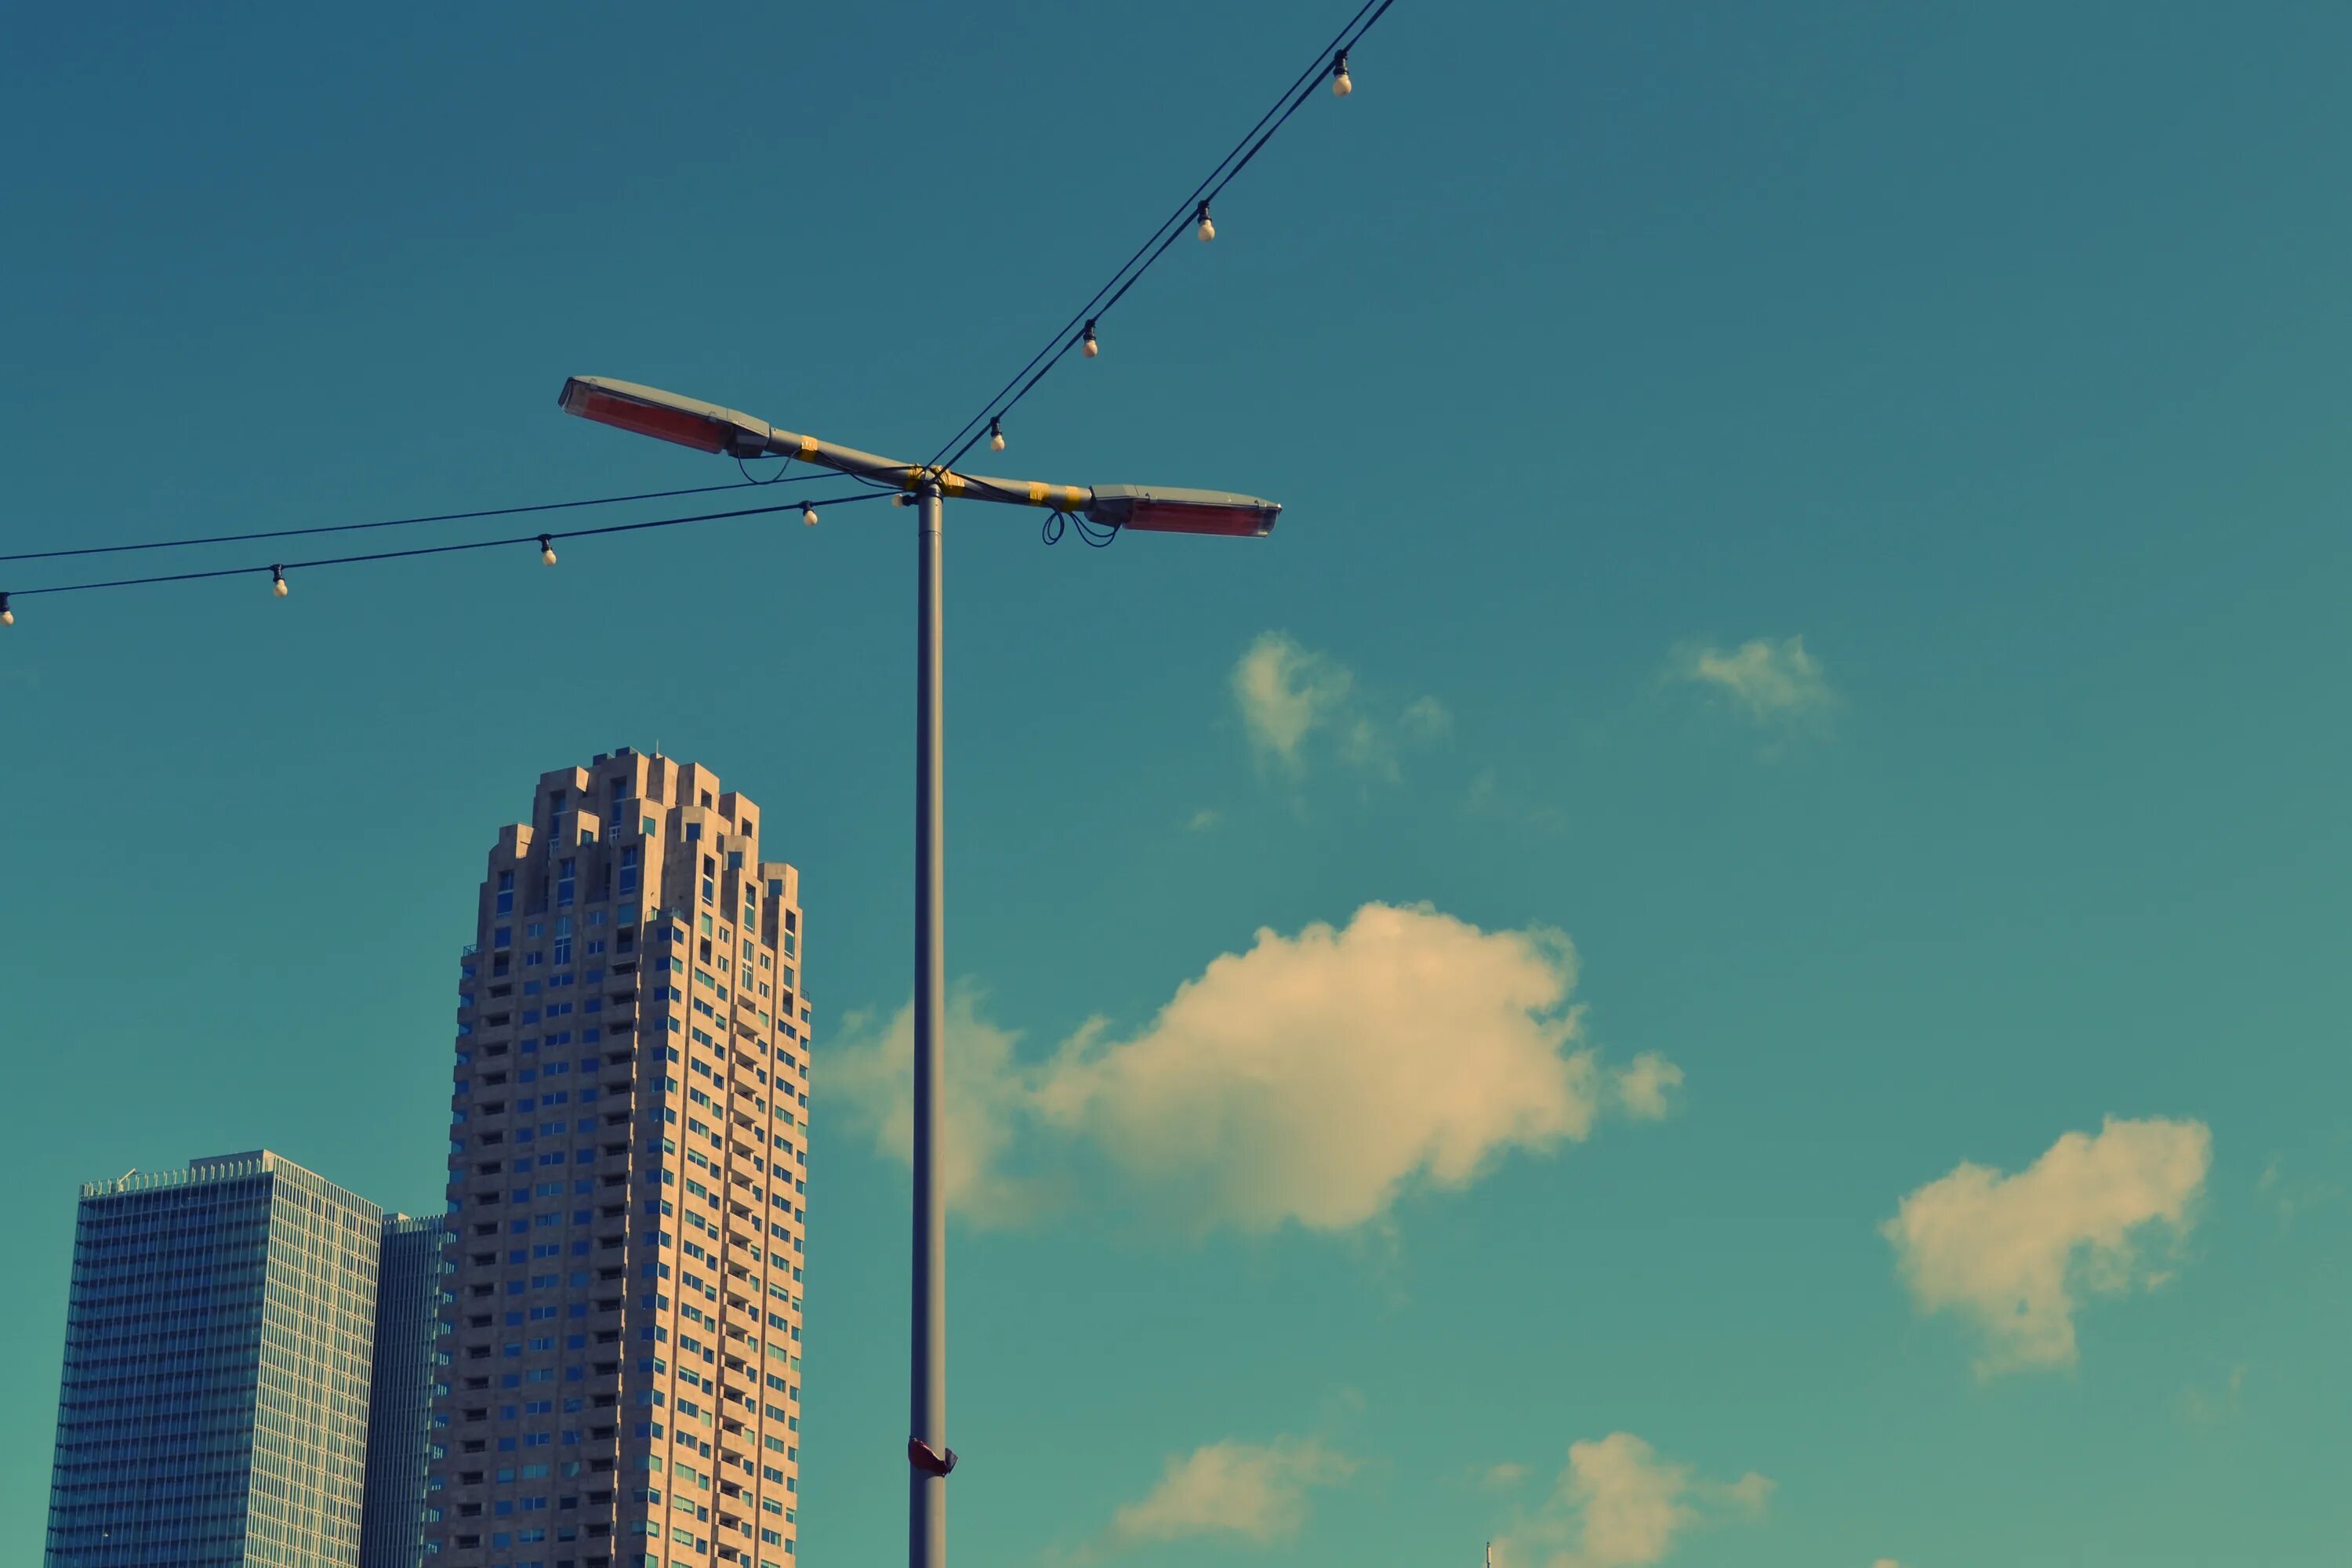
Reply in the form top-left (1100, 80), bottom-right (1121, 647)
top-left (821, 987), bottom-right (1058, 1229)
top-left (1494, 1433), bottom-right (1771, 1568)
top-left (1873, 1560), bottom-right (1904, 1568)
top-left (1234, 633), bottom-right (1354, 764)
top-left (1669, 636), bottom-right (1834, 725)
top-left (1481, 1461), bottom-right (1533, 1490)
top-left (1883, 1116), bottom-right (2212, 1374)
top-left (1399, 694), bottom-right (1454, 742)
top-left (1613, 1054), bottom-right (1682, 1120)
top-left (1232, 632), bottom-right (1448, 778)
top-left (1566, 1434), bottom-right (1693, 1566)
top-left (1040, 904), bottom-right (1668, 1232)
top-left (1107, 1438), bottom-right (1356, 1547)
top-left (826, 903), bottom-right (1678, 1234)
top-left (1184, 808), bottom-right (1221, 833)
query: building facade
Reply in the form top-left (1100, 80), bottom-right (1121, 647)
top-left (429, 750), bottom-right (811, 1568)
top-left (362, 1214), bottom-right (450, 1568)
top-left (45, 1150), bottom-right (386, 1568)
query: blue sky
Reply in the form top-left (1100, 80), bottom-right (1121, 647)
top-left (5, 2), bottom-right (2350, 1564)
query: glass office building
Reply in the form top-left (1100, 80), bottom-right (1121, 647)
top-left (45, 1150), bottom-right (387, 1567)
top-left (363, 1214), bottom-right (449, 1568)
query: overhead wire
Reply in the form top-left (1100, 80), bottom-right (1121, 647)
top-left (0, 476), bottom-right (829, 567)
top-left (924, 0), bottom-right (1382, 470)
top-left (5, 492), bottom-right (895, 601)
top-left (927, 0), bottom-right (1396, 476)
top-left (2, 0), bottom-right (1393, 612)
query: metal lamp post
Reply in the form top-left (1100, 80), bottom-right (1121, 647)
top-left (557, 374), bottom-right (1280, 1568)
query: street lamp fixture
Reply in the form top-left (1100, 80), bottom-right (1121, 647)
top-left (559, 376), bottom-right (1281, 536)
top-left (559, 372), bottom-right (1280, 1568)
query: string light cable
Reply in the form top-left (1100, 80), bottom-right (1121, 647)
top-left (1, 492), bottom-right (896, 610)
top-left (0, 0), bottom-right (1394, 618)
top-left (0, 475), bottom-right (832, 568)
top-left (924, 0), bottom-right (1397, 476)
top-left (923, 0), bottom-right (1385, 466)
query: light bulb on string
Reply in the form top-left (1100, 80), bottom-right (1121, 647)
top-left (1, 593), bottom-right (13, 627)
top-left (1196, 201), bottom-right (1215, 241)
top-left (539, 535), bottom-right (558, 567)
top-left (802, 504), bottom-right (819, 527)
top-left (1331, 50), bottom-right (1352, 96)
top-left (1082, 320), bottom-right (1099, 358)
top-left (989, 417), bottom-right (1007, 452)
top-left (270, 566), bottom-right (288, 599)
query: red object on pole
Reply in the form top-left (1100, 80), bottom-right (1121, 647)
top-left (558, 383), bottom-right (735, 453)
top-left (1117, 499), bottom-right (1278, 536)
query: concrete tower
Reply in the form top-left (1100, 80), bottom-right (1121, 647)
top-left (429, 750), bottom-right (810, 1568)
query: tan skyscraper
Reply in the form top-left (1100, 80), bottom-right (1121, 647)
top-left (429, 750), bottom-right (809, 1568)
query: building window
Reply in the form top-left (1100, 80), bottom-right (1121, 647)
top-left (557, 859), bottom-right (576, 908)
top-left (497, 871), bottom-right (516, 916)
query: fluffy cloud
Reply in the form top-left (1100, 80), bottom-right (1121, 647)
top-left (1494, 1433), bottom-right (1771, 1568)
top-left (1107, 1438), bottom-right (1356, 1548)
top-left (826, 903), bottom-right (1678, 1233)
top-left (1668, 636), bottom-right (1834, 724)
top-left (819, 988), bottom-right (1058, 1229)
top-left (1883, 1116), bottom-right (2212, 1374)
top-left (1232, 632), bottom-right (1449, 777)
top-left (1036, 904), bottom-right (1628, 1231)
top-left (1613, 1054), bottom-right (1682, 1120)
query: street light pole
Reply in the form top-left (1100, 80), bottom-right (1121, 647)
top-left (556, 374), bottom-right (1280, 1568)
top-left (910, 477), bottom-right (948, 1568)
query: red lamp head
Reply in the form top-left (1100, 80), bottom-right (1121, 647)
top-left (1083, 484), bottom-right (1281, 538)
top-left (558, 376), bottom-right (773, 458)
